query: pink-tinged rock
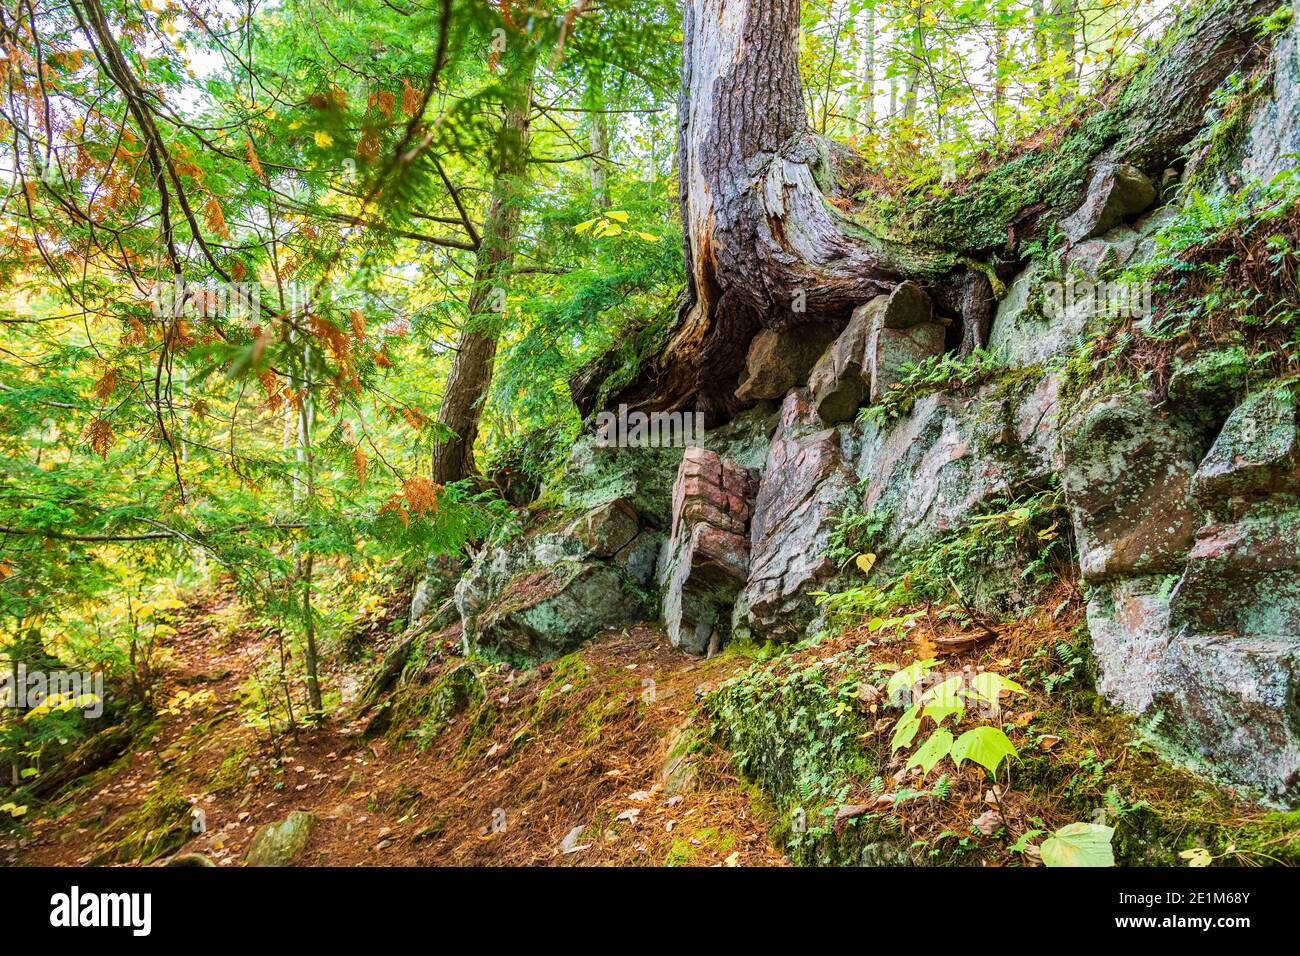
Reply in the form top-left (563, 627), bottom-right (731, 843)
top-left (681, 446), bottom-right (722, 483)
top-left (661, 446), bottom-right (759, 654)
top-left (1152, 632), bottom-right (1300, 804)
top-left (1169, 505), bottom-right (1300, 637)
top-left (1062, 393), bottom-right (1204, 584)
top-left (1086, 575), bottom-right (1176, 714)
top-left (735, 325), bottom-right (839, 403)
top-left (809, 296), bottom-right (886, 423)
top-left (855, 372), bottom-right (1059, 563)
top-left (738, 391), bottom-right (857, 642)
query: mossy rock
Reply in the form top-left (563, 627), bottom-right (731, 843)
top-left (245, 811), bottom-right (316, 867)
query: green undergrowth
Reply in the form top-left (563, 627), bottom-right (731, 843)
top-left (1060, 161), bottom-right (1300, 413)
top-left (704, 600), bottom-right (1300, 866)
top-left (865, 0), bottom-right (1285, 255)
top-left (817, 485), bottom-right (1070, 628)
top-left (857, 348), bottom-right (1038, 431)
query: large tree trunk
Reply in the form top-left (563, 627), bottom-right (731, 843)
top-left (589, 0), bottom-right (1277, 423)
top-left (663, 0), bottom-right (909, 417)
top-left (431, 86), bottom-right (532, 485)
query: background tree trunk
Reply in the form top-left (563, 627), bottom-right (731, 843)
top-left (855, 2), bottom-right (876, 139)
top-left (585, 68), bottom-right (613, 210)
top-left (431, 84), bottom-right (533, 485)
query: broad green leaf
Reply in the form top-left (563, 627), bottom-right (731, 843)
top-left (907, 728), bottom-right (954, 776)
top-left (886, 658), bottom-right (938, 702)
top-left (921, 674), bottom-right (965, 725)
top-left (573, 218), bottom-right (599, 235)
top-left (1041, 822), bottom-right (1115, 867)
top-left (965, 672), bottom-right (1026, 713)
top-left (891, 705), bottom-right (922, 752)
top-left (951, 726), bottom-right (1018, 776)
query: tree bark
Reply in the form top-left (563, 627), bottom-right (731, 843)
top-left (431, 85), bottom-right (533, 484)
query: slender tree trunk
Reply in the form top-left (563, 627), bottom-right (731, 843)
top-left (295, 360), bottom-right (322, 716)
top-left (1033, 0), bottom-right (1050, 99)
top-left (855, 2), bottom-right (875, 137)
top-left (431, 83), bottom-right (533, 484)
top-left (588, 112), bottom-right (611, 209)
top-left (1052, 0), bottom-right (1079, 105)
top-left (991, 21), bottom-right (1008, 143)
top-left (585, 69), bottom-right (612, 209)
top-left (902, 1), bottom-right (925, 122)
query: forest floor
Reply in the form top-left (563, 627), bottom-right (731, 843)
top-left (9, 580), bottom-right (1298, 868)
top-left (3, 587), bottom-right (787, 867)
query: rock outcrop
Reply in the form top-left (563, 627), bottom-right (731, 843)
top-left (429, 9), bottom-right (1300, 808)
top-left (1060, 162), bottom-right (1157, 242)
top-left (455, 498), bottom-right (656, 662)
top-left (737, 391), bottom-right (858, 642)
top-left (246, 811), bottom-right (316, 867)
top-left (660, 447), bottom-right (757, 654)
top-left (735, 325), bottom-right (839, 403)
top-left (866, 281), bottom-right (946, 404)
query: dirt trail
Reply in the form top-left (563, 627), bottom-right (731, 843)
top-left (5, 589), bottom-right (786, 867)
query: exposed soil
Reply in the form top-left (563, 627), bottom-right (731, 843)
top-left (4, 588), bottom-right (787, 867)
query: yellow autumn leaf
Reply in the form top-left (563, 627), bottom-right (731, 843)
top-left (314, 130), bottom-right (333, 148)
top-left (636, 232), bottom-right (661, 242)
top-left (605, 210), bottom-right (629, 222)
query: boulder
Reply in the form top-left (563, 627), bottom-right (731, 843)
top-left (866, 282), bottom-right (946, 404)
top-left (739, 391), bottom-right (857, 642)
top-left (660, 447), bottom-right (757, 654)
top-left (472, 560), bottom-right (646, 660)
top-left (989, 217), bottom-right (1159, 370)
top-left (1191, 383), bottom-right (1300, 511)
top-left (246, 811), bottom-right (315, 867)
top-left (735, 325), bottom-right (840, 403)
top-left (564, 497), bottom-right (639, 557)
top-left (615, 530), bottom-right (663, 587)
top-left (409, 553), bottom-right (465, 625)
top-left (1152, 633), bottom-right (1300, 803)
top-left (1060, 162), bottom-right (1157, 243)
top-left (1169, 504), bottom-right (1300, 638)
top-left (1061, 394), bottom-right (1205, 584)
top-left (456, 498), bottom-right (653, 662)
top-left (856, 372), bottom-right (1060, 561)
top-left (556, 434), bottom-right (685, 528)
top-left (809, 296), bottom-right (884, 423)
top-left (1086, 574), bottom-right (1178, 713)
